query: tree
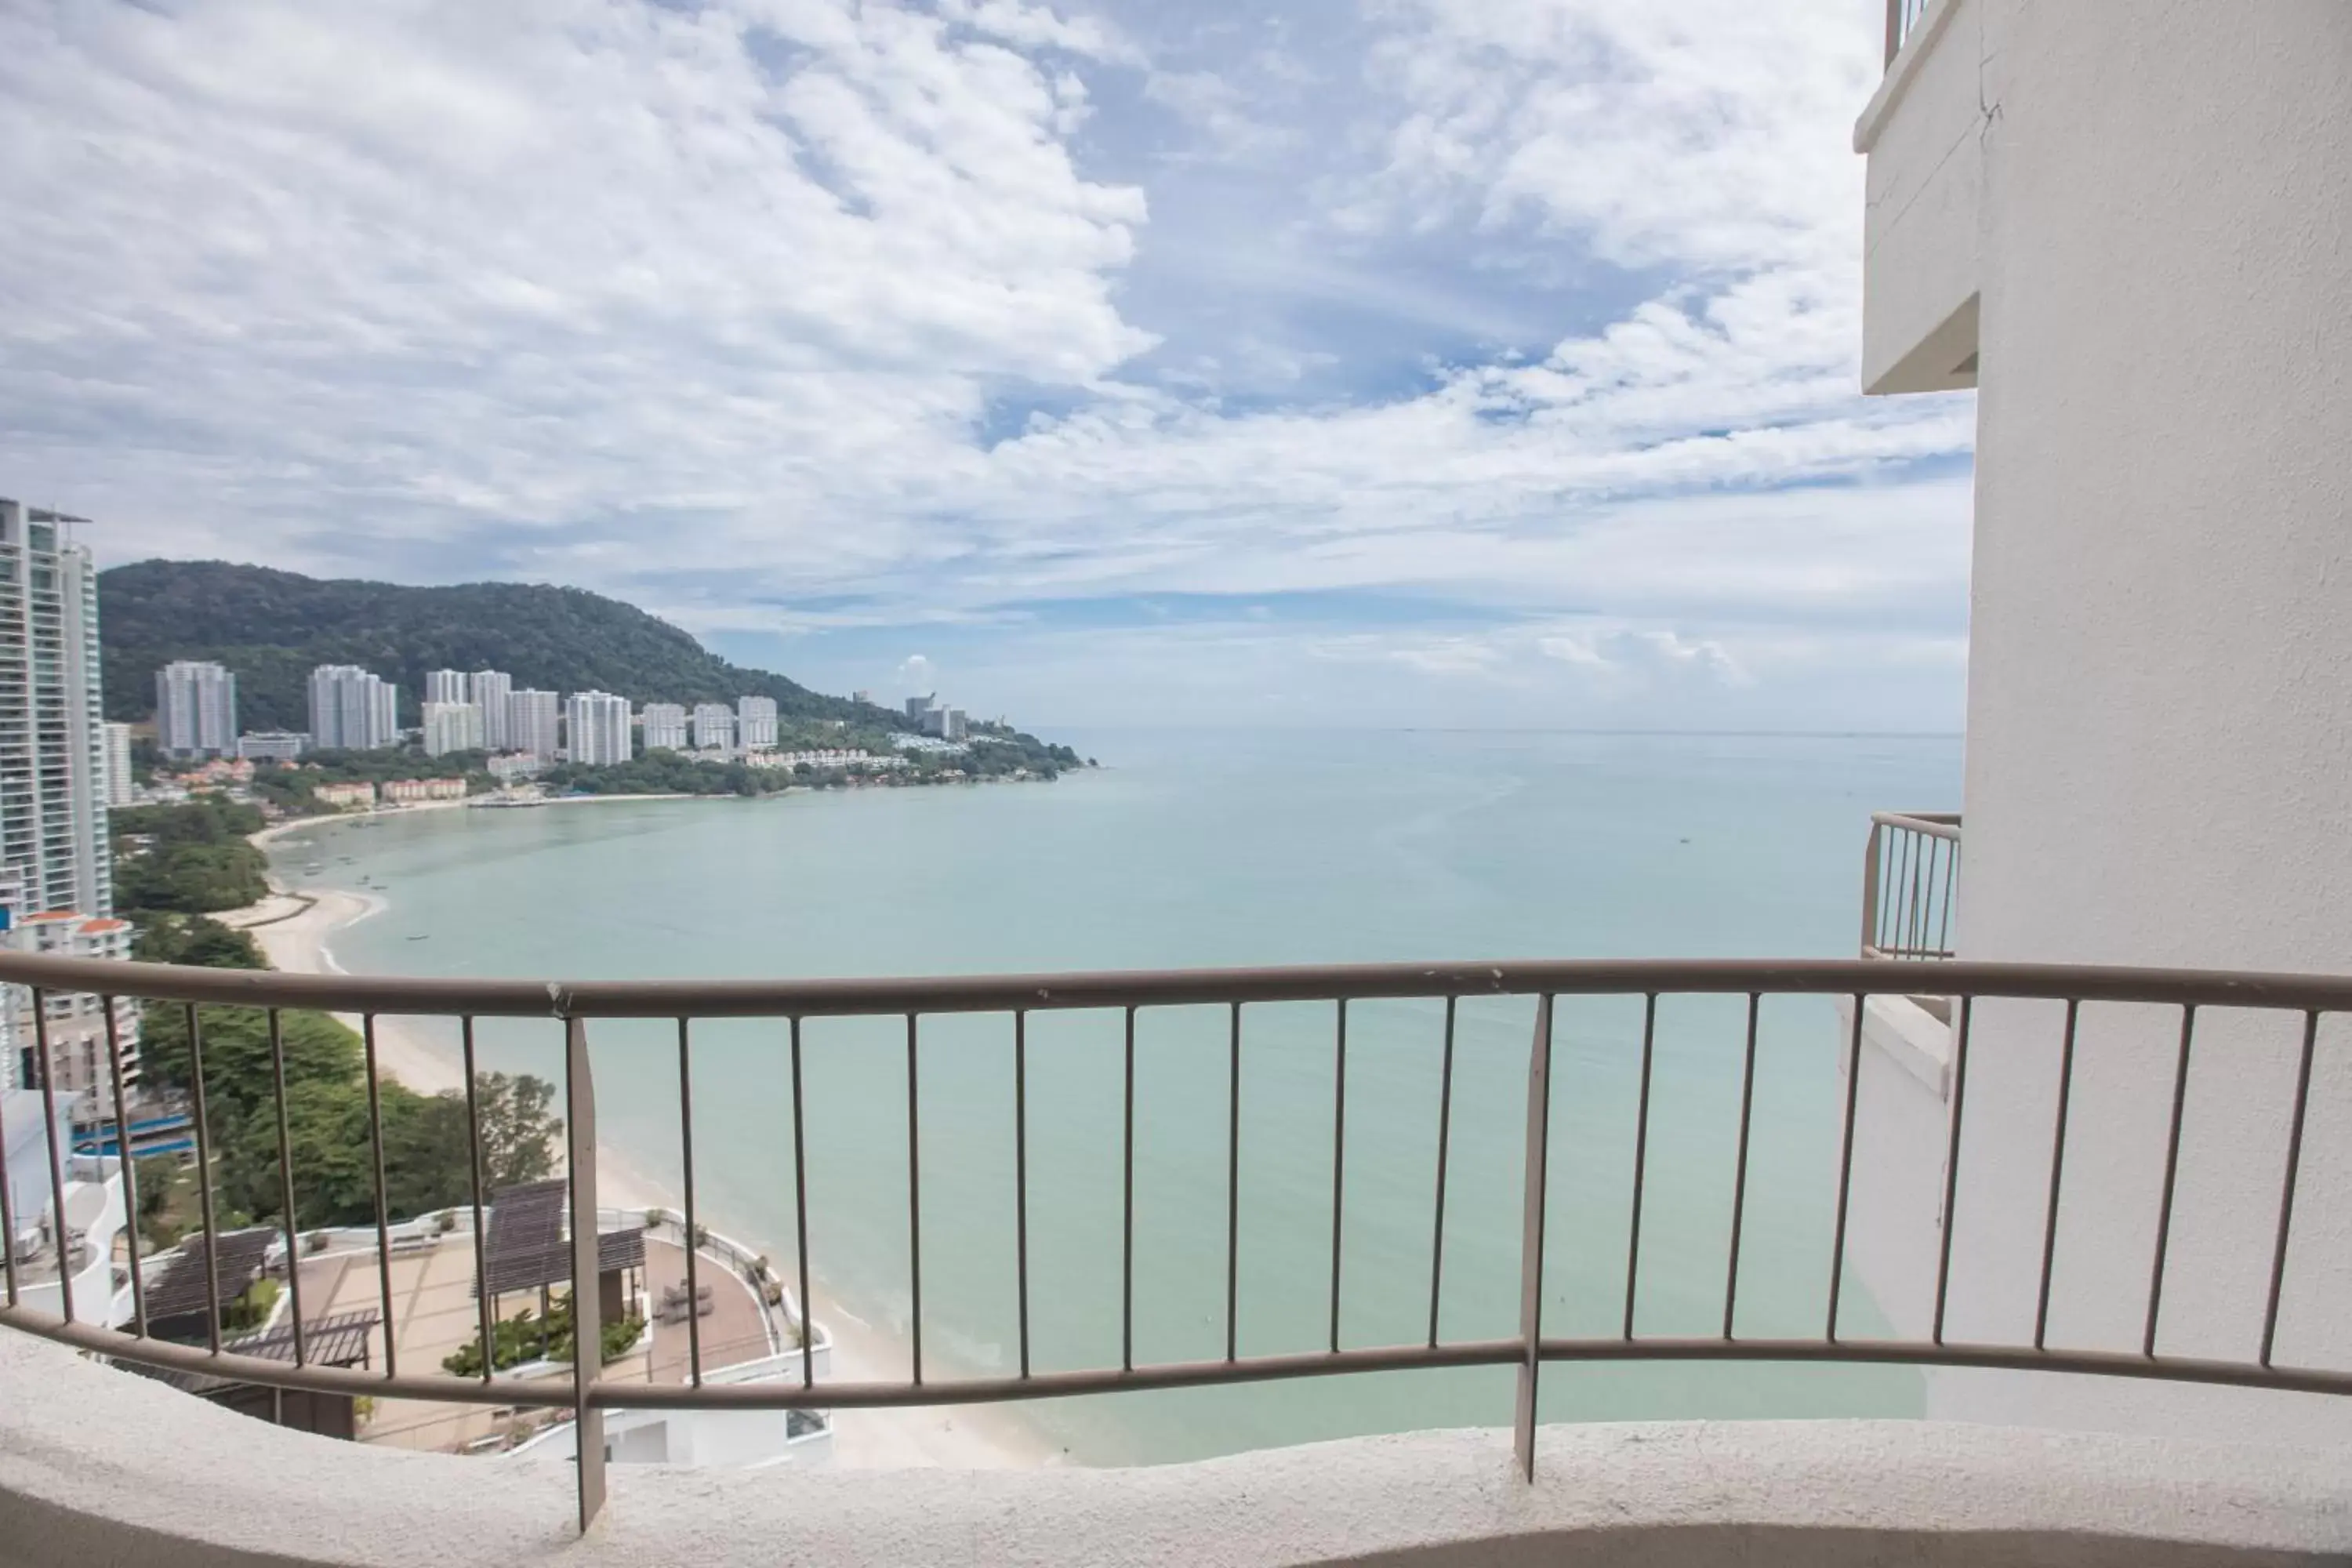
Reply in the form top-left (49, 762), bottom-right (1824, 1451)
top-left (132, 913), bottom-right (265, 971)
top-left (138, 1006), bottom-right (362, 1125)
top-left (472, 1072), bottom-right (560, 1191)
top-left (112, 800), bottom-right (270, 914)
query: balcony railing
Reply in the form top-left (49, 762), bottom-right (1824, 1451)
top-left (1862, 811), bottom-right (1960, 959)
top-left (0, 946), bottom-right (2347, 1534)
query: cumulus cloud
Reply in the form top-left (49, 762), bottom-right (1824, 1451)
top-left (0, 0), bottom-right (1973, 727)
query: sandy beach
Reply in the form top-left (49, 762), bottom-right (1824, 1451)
top-left (232, 834), bottom-right (1058, 1470)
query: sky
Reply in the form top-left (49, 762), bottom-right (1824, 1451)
top-left (0, 0), bottom-right (1973, 730)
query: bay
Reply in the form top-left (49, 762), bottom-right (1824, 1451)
top-left (271, 726), bottom-right (1961, 1464)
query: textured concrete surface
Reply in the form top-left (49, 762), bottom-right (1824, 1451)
top-left (0, 1329), bottom-right (2347, 1566)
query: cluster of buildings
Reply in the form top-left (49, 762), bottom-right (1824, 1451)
top-left (152, 660), bottom-right (837, 771)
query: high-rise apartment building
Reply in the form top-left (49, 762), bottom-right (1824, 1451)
top-left (0, 499), bottom-right (136, 1103)
top-left (468, 670), bottom-right (514, 750)
top-left (736, 695), bottom-right (779, 751)
top-left (307, 665), bottom-right (400, 751)
top-left (564, 691), bottom-right (631, 766)
top-left (420, 702), bottom-right (485, 757)
top-left (102, 721), bottom-right (132, 808)
top-left (691, 702), bottom-right (735, 751)
top-left (507, 689), bottom-right (559, 760)
top-left (425, 669), bottom-right (467, 706)
top-left (154, 660), bottom-right (237, 758)
top-left (0, 500), bottom-right (111, 920)
top-left (641, 702), bottom-right (688, 752)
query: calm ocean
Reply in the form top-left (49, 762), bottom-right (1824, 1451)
top-left (272, 728), bottom-right (1960, 1463)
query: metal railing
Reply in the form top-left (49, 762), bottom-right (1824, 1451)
top-left (0, 947), bottom-right (2347, 1534)
top-left (1862, 811), bottom-right (1960, 959)
top-left (1885, 0), bottom-right (1936, 68)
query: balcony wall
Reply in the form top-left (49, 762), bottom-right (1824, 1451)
top-left (0, 1328), bottom-right (2347, 1566)
top-left (1855, 0), bottom-right (1981, 394)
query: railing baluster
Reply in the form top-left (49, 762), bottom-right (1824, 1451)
top-left (1014, 1009), bottom-right (1030, 1380)
top-left (1427, 996), bottom-right (1457, 1349)
top-left (562, 1013), bottom-right (605, 1534)
top-left (906, 1012), bottom-right (923, 1385)
top-left (102, 996), bottom-right (147, 1338)
top-left (1931, 996), bottom-right (1973, 1345)
top-left (267, 1008), bottom-right (307, 1366)
top-left (1935, 837), bottom-right (1958, 957)
top-left (0, 1014), bottom-right (16, 1305)
top-left (2259, 1010), bottom-right (2319, 1368)
top-left (1722, 993), bottom-right (1759, 1340)
top-left (2143, 1005), bottom-right (2196, 1358)
top-left (677, 1017), bottom-right (702, 1388)
top-left (1860, 821), bottom-right (1884, 954)
top-left (1513, 995), bottom-right (1555, 1483)
top-left (1225, 1001), bottom-right (1240, 1364)
top-left (1895, 830), bottom-right (1917, 955)
top-left (31, 991), bottom-right (71, 1323)
top-left (1900, 832), bottom-right (1919, 959)
top-left (1623, 993), bottom-right (1657, 1340)
top-left (461, 1017), bottom-right (495, 1385)
top-left (1134, 1006), bottom-right (1143, 1373)
top-left (361, 1014), bottom-right (397, 1378)
top-left (1329, 998), bottom-right (1347, 1355)
top-left (1825, 993), bottom-right (1865, 1341)
top-left (187, 1004), bottom-right (223, 1356)
top-left (789, 1016), bottom-right (812, 1391)
top-left (2033, 999), bottom-right (2078, 1350)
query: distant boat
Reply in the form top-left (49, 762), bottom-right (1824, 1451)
top-left (407, 935), bottom-right (429, 942)
top-left (303, 862), bottom-right (323, 873)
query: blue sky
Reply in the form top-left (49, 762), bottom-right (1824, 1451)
top-left (0, 0), bottom-right (1973, 729)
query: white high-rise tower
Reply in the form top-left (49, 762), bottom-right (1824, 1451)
top-left (155, 660), bottom-right (238, 758)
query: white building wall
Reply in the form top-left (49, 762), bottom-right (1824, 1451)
top-left (691, 703), bottom-right (735, 751)
top-left (506, 690), bottom-right (559, 762)
top-left (467, 670), bottom-right (513, 750)
top-left (735, 696), bottom-right (778, 751)
top-left (1852, 0), bottom-right (2352, 1446)
top-left (100, 723), bottom-right (132, 808)
top-left (0, 503), bottom-right (111, 920)
top-left (564, 692), bottom-right (631, 767)
top-left (424, 670), bottom-right (466, 706)
top-left (642, 703), bottom-right (687, 751)
top-left (154, 661), bottom-right (237, 757)
top-left (307, 666), bottom-right (398, 752)
top-left (420, 702), bottom-right (485, 757)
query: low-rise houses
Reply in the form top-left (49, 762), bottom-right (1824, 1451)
top-left (312, 781), bottom-right (376, 811)
top-left (380, 778), bottom-right (466, 804)
top-left (236, 731), bottom-right (308, 762)
top-left (742, 749), bottom-right (905, 771)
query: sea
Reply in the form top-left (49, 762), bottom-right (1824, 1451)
top-left (268, 726), bottom-right (1962, 1465)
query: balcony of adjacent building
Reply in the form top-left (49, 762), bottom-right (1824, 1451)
top-left (1855, 0), bottom-right (1980, 396)
top-left (0, 915), bottom-right (2345, 1566)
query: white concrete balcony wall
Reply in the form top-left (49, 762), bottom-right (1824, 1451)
top-left (2, 1329), bottom-right (2348, 1567)
top-left (12, 1167), bottom-right (125, 1330)
top-left (1851, 0), bottom-right (2352, 1448)
top-left (1855, 0), bottom-right (1981, 394)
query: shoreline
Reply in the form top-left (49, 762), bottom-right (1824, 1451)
top-left (229, 835), bottom-right (1058, 1471)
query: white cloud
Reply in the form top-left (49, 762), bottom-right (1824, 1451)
top-left (0, 0), bottom-right (1973, 727)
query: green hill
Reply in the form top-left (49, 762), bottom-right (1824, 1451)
top-left (99, 559), bottom-right (899, 734)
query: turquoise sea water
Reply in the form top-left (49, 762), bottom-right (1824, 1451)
top-left (271, 728), bottom-right (1960, 1464)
